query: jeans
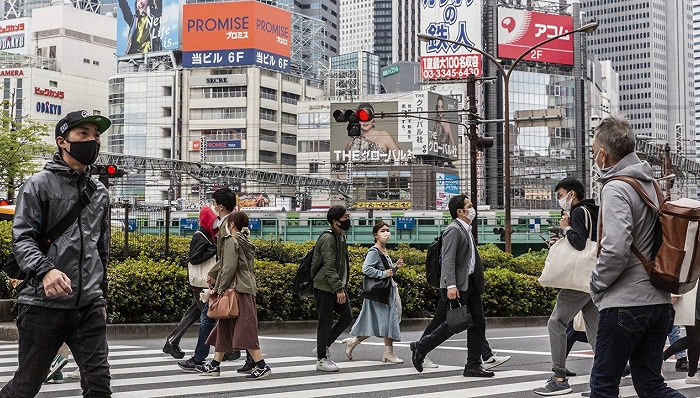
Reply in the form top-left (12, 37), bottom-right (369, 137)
top-left (589, 304), bottom-right (685, 398)
top-left (421, 292), bottom-right (493, 361)
top-left (667, 325), bottom-right (687, 359)
top-left (194, 301), bottom-right (216, 362)
top-left (167, 288), bottom-right (204, 346)
top-left (0, 302), bottom-right (111, 398)
top-left (415, 276), bottom-right (486, 369)
top-left (314, 288), bottom-right (353, 360)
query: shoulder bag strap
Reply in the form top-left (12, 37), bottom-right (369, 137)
top-left (195, 230), bottom-right (213, 246)
top-left (373, 247), bottom-right (390, 270)
top-left (39, 178), bottom-right (96, 251)
top-left (580, 206), bottom-right (593, 241)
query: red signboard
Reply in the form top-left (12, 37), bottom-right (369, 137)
top-left (420, 54), bottom-right (483, 81)
top-left (497, 8), bottom-right (574, 66)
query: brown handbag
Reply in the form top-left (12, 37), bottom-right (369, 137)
top-left (207, 288), bottom-right (239, 319)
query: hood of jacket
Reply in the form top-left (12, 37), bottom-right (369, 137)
top-left (221, 225), bottom-right (256, 255)
top-left (571, 198), bottom-right (599, 214)
top-left (598, 152), bottom-right (654, 184)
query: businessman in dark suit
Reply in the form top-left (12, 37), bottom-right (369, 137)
top-left (410, 194), bottom-right (493, 377)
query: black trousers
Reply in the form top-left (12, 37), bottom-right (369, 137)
top-left (0, 302), bottom-right (111, 398)
top-left (314, 288), bottom-right (353, 360)
top-left (422, 286), bottom-right (493, 361)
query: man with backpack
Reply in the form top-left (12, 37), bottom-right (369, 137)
top-left (588, 116), bottom-right (684, 398)
top-left (410, 194), bottom-right (494, 377)
top-left (311, 205), bottom-right (353, 372)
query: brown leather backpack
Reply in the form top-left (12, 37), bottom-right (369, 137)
top-left (601, 176), bottom-right (700, 294)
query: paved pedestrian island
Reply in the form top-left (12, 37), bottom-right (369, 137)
top-left (0, 342), bottom-right (697, 397)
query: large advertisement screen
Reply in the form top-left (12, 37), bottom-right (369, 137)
top-left (117, 0), bottom-right (181, 56)
top-left (497, 8), bottom-right (575, 65)
top-left (419, 0), bottom-right (482, 80)
top-left (182, 1), bottom-right (291, 72)
top-left (436, 173), bottom-right (460, 210)
top-left (330, 93), bottom-right (459, 163)
top-left (0, 18), bottom-right (30, 55)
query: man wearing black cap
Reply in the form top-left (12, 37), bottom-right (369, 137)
top-left (0, 110), bottom-right (113, 397)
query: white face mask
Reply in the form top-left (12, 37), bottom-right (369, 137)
top-left (377, 231), bottom-right (391, 243)
top-left (210, 203), bottom-right (219, 216)
top-left (558, 192), bottom-right (573, 212)
top-left (466, 207), bottom-right (476, 222)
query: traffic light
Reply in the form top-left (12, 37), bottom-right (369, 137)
top-left (475, 136), bottom-right (494, 151)
top-left (93, 164), bottom-right (126, 178)
top-left (493, 227), bottom-right (506, 241)
top-left (333, 107), bottom-right (374, 137)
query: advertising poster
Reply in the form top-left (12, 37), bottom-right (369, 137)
top-left (420, 0), bottom-right (483, 80)
top-left (182, 1), bottom-right (291, 72)
top-left (497, 8), bottom-right (575, 65)
top-left (436, 173), bottom-right (460, 210)
top-left (426, 92), bottom-right (459, 159)
top-left (0, 18), bottom-right (29, 55)
top-left (329, 101), bottom-right (414, 164)
top-left (116, 0), bottom-right (182, 55)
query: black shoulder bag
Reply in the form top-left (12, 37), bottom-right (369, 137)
top-left (360, 247), bottom-right (393, 305)
top-left (2, 179), bottom-right (96, 282)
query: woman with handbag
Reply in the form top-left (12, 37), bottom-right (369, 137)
top-left (341, 221), bottom-right (404, 363)
top-left (196, 211), bottom-right (271, 379)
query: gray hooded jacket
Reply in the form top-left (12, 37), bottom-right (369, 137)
top-left (591, 152), bottom-right (670, 310)
top-left (12, 154), bottom-right (110, 309)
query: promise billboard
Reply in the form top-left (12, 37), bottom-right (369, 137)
top-left (497, 8), bottom-right (575, 65)
top-left (182, 1), bottom-right (291, 72)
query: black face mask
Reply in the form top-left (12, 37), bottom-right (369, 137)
top-left (64, 139), bottom-right (100, 166)
top-left (338, 219), bottom-right (351, 231)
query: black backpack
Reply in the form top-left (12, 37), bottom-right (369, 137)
top-left (293, 230), bottom-right (334, 297)
top-left (425, 232), bottom-right (444, 288)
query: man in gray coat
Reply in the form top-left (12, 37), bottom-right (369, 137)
top-left (588, 116), bottom-right (683, 398)
top-left (0, 111), bottom-right (112, 397)
top-left (410, 194), bottom-right (493, 377)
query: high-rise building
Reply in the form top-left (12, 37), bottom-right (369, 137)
top-left (327, 51), bottom-right (380, 97)
top-left (275, 0), bottom-right (339, 62)
top-left (582, 0), bottom-right (695, 152)
top-left (339, 0), bottom-right (419, 67)
top-left (694, 0), bottom-right (700, 177)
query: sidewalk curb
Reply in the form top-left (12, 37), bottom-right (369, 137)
top-left (0, 316), bottom-right (549, 341)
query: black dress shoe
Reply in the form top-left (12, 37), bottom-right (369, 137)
top-left (237, 362), bottom-right (255, 373)
top-left (223, 351), bottom-right (242, 361)
top-left (410, 342), bottom-right (425, 373)
top-left (463, 366), bottom-right (495, 377)
top-left (162, 341), bottom-right (185, 359)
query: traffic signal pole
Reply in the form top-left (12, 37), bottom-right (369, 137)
top-left (467, 74), bottom-right (479, 244)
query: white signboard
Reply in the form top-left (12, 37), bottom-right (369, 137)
top-left (0, 18), bottom-right (30, 55)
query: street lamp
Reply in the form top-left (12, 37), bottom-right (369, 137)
top-left (418, 19), bottom-right (599, 253)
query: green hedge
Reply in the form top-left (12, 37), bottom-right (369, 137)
top-left (0, 225), bottom-right (557, 322)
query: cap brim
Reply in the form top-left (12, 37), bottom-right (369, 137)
top-left (70, 116), bottom-right (111, 133)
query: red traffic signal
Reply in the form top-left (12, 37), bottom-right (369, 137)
top-left (93, 164), bottom-right (126, 178)
top-left (356, 107), bottom-right (373, 122)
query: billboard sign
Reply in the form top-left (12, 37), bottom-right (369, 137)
top-left (190, 140), bottom-right (243, 151)
top-left (436, 173), bottom-right (460, 210)
top-left (182, 1), bottom-right (291, 72)
top-left (497, 8), bottom-right (575, 65)
top-left (420, 0), bottom-right (483, 80)
top-left (0, 18), bottom-right (30, 55)
top-left (116, 0), bottom-right (182, 56)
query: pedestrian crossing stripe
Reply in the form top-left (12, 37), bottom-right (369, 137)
top-left (0, 344), bottom-right (696, 398)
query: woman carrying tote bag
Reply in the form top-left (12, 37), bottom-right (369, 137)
top-left (341, 221), bottom-right (404, 363)
top-left (535, 177), bottom-right (600, 396)
top-left (196, 211), bottom-right (271, 379)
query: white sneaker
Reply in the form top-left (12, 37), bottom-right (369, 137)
top-left (65, 369), bottom-right (81, 379)
top-left (316, 358), bottom-right (339, 372)
top-left (482, 355), bottom-right (511, 370)
top-left (422, 356), bottom-right (439, 368)
top-left (686, 374), bottom-right (700, 384)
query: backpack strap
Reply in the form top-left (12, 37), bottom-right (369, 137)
top-left (310, 229), bottom-right (335, 281)
top-left (39, 178), bottom-right (97, 251)
top-left (601, 176), bottom-right (664, 275)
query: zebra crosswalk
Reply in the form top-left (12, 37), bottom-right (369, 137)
top-left (0, 342), bottom-right (697, 398)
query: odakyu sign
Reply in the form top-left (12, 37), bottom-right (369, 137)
top-left (36, 101), bottom-right (62, 115)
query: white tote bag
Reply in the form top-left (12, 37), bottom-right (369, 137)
top-left (673, 283), bottom-right (698, 326)
top-left (539, 207), bottom-right (597, 293)
top-left (188, 231), bottom-right (218, 288)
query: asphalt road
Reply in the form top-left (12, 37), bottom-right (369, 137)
top-left (6, 326), bottom-right (700, 397)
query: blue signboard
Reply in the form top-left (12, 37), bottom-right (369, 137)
top-left (396, 217), bottom-right (415, 230)
top-left (180, 218), bottom-right (199, 231)
top-left (206, 140), bottom-right (242, 150)
top-left (183, 49), bottom-right (290, 72)
top-left (442, 174), bottom-right (460, 194)
top-left (248, 218), bottom-right (261, 230)
top-left (127, 219), bottom-right (137, 232)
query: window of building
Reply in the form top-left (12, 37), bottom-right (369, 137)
top-left (281, 112), bottom-right (297, 125)
top-left (206, 150), bottom-right (246, 162)
top-left (259, 150), bottom-right (277, 163)
top-left (281, 91), bottom-right (300, 105)
top-left (191, 107), bottom-right (246, 120)
top-left (202, 86), bottom-right (246, 99)
top-left (309, 162), bottom-right (319, 173)
top-left (281, 153), bottom-right (296, 166)
top-left (260, 87), bottom-right (277, 101)
top-left (260, 108), bottom-right (277, 121)
top-left (260, 129), bottom-right (277, 142)
top-left (281, 133), bottom-right (296, 146)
